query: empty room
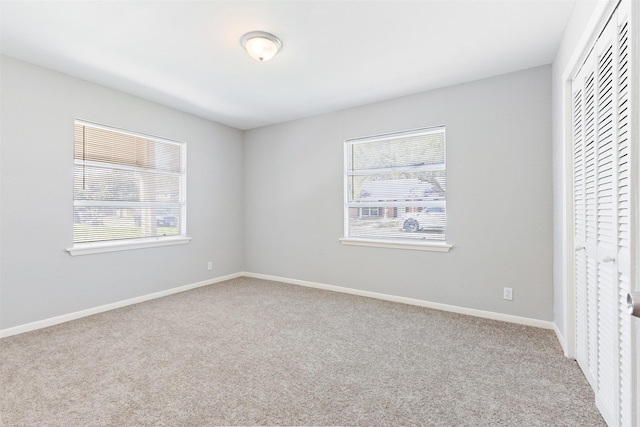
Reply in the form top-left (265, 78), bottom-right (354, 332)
top-left (1, 0), bottom-right (639, 425)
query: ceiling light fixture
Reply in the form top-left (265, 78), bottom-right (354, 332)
top-left (240, 31), bottom-right (282, 62)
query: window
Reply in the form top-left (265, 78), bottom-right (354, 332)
top-left (360, 207), bottom-right (381, 217)
top-left (342, 126), bottom-right (450, 251)
top-left (68, 120), bottom-right (189, 255)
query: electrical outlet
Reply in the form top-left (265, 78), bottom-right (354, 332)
top-left (503, 287), bottom-right (513, 301)
top-left (207, 261), bottom-right (213, 271)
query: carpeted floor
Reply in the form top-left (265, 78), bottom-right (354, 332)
top-left (0, 277), bottom-right (605, 426)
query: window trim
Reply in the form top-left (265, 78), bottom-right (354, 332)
top-left (66, 236), bottom-right (192, 256)
top-left (339, 237), bottom-right (452, 252)
top-left (69, 120), bottom-right (190, 254)
top-left (342, 125), bottom-right (451, 251)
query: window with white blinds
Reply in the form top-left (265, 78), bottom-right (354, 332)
top-left (343, 126), bottom-right (447, 248)
top-left (72, 121), bottom-right (186, 246)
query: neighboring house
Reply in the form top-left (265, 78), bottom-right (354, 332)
top-left (351, 178), bottom-right (445, 219)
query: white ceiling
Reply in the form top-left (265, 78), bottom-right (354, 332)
top-left (1, 0), bottom-right (578, 130)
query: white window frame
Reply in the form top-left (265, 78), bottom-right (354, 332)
top-left (340, 126), bottom-right (452, 252)
top-left (66, 120), bottom-right (190, 256)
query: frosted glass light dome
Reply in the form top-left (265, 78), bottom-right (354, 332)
top-left (240, 31), bottom-right (282, 62)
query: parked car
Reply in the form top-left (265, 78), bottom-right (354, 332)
top-left (400, 207), bottom-right (445, 232)
top-left (156, 215), bottom-right (178, 227)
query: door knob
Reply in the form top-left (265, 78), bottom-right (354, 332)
top-left (627, 292), bottom-right (640, 318)
top-left (602, 256), bottom-right (615, 263)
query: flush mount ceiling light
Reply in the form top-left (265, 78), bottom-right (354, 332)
top-left (240, 31), bottom-right (282, 62)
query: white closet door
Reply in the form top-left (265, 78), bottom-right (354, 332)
top-left (574, 49), bottom-right (596, 389)
top-left (614, 2), bottom-right (634, 425)
top-left (573, 57), bottom-right (589, 384)
top-left (595, 18), bottom-right (619, 424)
top-left (571, 1), bottom-right (635, 426)
top-left (586, 51), bottom-right (601, 392)
top-left (574, 47), bottom-right (600, 391)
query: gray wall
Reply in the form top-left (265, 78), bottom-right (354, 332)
top-left (0, 56), bottom-right (244, 329)
top-left (1, 56), bottom-right (555, 330)
top-left (244, 66), bottom-right (554, 321)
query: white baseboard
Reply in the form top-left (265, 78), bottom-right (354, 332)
top-left (244, 272), bottom-right (555, 330)
top-left (0, 272), bottom-right (243, 339)
top-left (1, 271), bottom-right (555, 339)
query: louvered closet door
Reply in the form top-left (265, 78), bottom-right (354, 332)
top-left (614, 3), bottom-right (634, 425)
top-left (573, 47), bottom-right (597, 391)
top-left (595, 19), bottom-right (619, 424)
top-left (573, 55), bottom-right (588, 385)
top-left (571, 1), bottom-right (635, 426)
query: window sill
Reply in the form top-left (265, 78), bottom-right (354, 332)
top-left (339, 237), bottom-right (452, 252)
top-left (66, 236), bottom-right (192, 256)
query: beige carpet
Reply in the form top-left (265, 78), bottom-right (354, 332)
top-left (0, 277), bottom-right (605, 426)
